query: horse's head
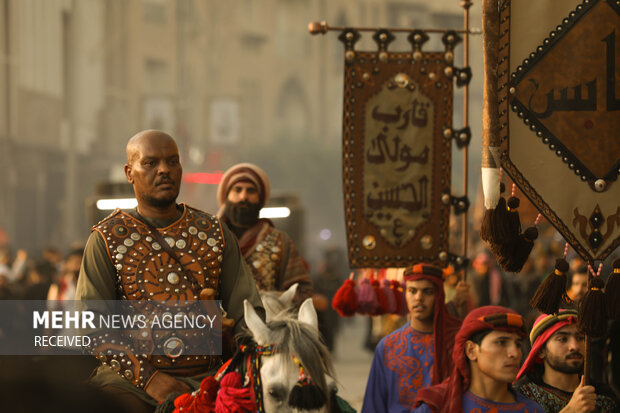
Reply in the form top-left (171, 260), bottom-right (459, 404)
top-left (260, 283), bottom-right (298, 322)
top-left (243, 298), bottom-right (334, 413)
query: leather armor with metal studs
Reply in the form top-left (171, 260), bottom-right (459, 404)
top-left (88, 204), bottom-right (225, 389)
top-left (245, 227), bottom-right (284, 291)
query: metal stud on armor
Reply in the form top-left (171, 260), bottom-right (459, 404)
top-left (245, 229), bottom-right (283, 291)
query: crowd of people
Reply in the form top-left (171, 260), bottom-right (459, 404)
top-left (0, 244), bottom-right (83, 303)
top-left (360, 260), bottom-right (620, 412)
top-left (0, 129), bottom-right (618, 412)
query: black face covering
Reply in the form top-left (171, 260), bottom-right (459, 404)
top-left (223, 200), bottom-right (261, 228)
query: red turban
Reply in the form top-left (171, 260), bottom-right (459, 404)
top-left (403, 264), bottom-right (461, 385)
top-left (414, 306), bottom-right (526, 413)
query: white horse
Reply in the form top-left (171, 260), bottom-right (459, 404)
top-left (158, 293), bottom-right (346, 413)
top-left (243, 297), bottom-right (336, 413)
top-left (259, 283), bottom-right (299, 322)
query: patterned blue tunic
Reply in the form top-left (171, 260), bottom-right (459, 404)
top-left (362, 324), bottom-right (434, 413)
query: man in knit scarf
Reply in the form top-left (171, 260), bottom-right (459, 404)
top-left (515, 309), bottom-right (618, 412)
top-left (217, 163), bottom-right (312, 303)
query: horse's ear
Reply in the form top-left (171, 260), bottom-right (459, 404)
top-left (298, 298), bottom-right (318, 332)
top-left (278, 283), bottom-right (298, 307)
top-left (244, 299), bottom-right (270, 345)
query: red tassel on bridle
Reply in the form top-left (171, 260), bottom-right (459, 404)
top-left (172, 375), bottom-right (219, 413)
top-left (239, 343), bottom-right (276, 413)
top-left (215, 372), bottom-right (256, 413)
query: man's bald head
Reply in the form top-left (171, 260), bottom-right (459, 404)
top-left (126, 130), bottom-right (177, 165)
top-left (124, 130), bottom-right (183, 213)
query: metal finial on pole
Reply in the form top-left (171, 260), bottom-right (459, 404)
top-left (308, 21), bottom-right (328, 35)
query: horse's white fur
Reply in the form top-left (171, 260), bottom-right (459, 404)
top-left (297, 298), bottom-right (318, 331)
top-left (243, 299), bottom-right (329, 413)
top-left (261, 283), bottom-right (299, 322)
top-left (278, 283), bottom-right (298, 307)
top-left (243, 299), bottom-right (271, 345)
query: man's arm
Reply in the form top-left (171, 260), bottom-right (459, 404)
top-left (218, 223), bottom-right (265, 335)
top-left (76, 231), bottom-right (117, 301)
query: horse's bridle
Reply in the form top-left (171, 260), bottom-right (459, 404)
top-left (238, 343), bottom-right (277, 413)
top-left (224, 342), bottom-right (326, 413)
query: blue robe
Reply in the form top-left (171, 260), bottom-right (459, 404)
top-left (413, 390), bottom-right (545, 412)
top-left (362, 324), bottom-right (434, 413)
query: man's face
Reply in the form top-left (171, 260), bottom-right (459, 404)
top-left (125, 135), bottom-right (182, 208)
top-left (467, 331), bottom-right (523, 384)
top-left (540, 323), bottom-right (584, 374)
top-left (568, 273), bottom-right (588, 303)
top-left (405, 279), bottom-right (436, 324)
top-left (227, 182), bottom-right (260, 204)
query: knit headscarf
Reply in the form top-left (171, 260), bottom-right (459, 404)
top-left (217, 163), bottom-right (270, 210)
top-left (403, 263), bottom-right (462, 385)
top-left (515, 309), bottom-right (578, 381)
top-left (414, 306), bottom-right (527, 413)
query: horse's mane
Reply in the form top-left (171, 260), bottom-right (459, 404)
top-left (238, 313), bottom-right (335, 398)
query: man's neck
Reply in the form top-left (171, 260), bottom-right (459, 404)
top-left (409, 316), bottom-right (433, 333)
top-left (137, 203), bottom-right (179, 221)
top-left (542, 364), bottom-right (580, 393)
top-left (468, 368), bottom-right (515, 404)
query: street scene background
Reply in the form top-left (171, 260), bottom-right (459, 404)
top-left (1, 0), bottom-right (618, 409)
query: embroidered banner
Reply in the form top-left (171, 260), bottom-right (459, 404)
top-left (497, 0), bottom-right (620, 261)
top-left (341, 30), bottom-right (457, 268)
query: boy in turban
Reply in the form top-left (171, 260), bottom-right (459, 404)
top-left (413, 306), bottom-right (544, 412)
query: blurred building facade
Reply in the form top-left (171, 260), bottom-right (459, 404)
top-left (0, 0), bottom-right (481, 261)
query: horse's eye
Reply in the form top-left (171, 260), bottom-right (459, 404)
top-left (267, 389), bottom-right (284, 403)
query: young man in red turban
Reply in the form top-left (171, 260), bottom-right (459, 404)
top-left (515, 309), bottom-right (618, 412)
top-left (361, 264), bottom-right (465, 413)
top-left (413, 306), bottom-right (544, 413)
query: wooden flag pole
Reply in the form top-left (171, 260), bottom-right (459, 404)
top-left (461, 0), bottom-right (473, 281)
top-left (308, 21), bottom-right (479, 36)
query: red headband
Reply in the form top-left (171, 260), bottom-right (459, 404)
top-left (403, 263), bottom-right (444, 281)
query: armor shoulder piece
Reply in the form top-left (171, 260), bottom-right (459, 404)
top-left (91, 208), bottom-right (123, 232)
top-left (185, 205), bottom-right (225, 249)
